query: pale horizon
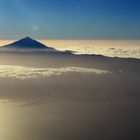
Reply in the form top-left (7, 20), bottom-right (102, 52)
top-left (0, 38), bottom-right (140, 59)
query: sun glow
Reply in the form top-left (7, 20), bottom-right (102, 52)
top-left (0, 40), bottom-right (15, 46)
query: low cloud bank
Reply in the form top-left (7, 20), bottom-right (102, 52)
top-left (0, 65), bottom-right (111, 79)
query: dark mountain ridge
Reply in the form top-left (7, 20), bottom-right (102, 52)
top-left (2, 37), bottom-right (54, 49)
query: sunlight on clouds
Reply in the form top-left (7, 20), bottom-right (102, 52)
top-left (40, 40), bottom-right (140, 59)
top-left (0, 65), bottom-right (111, 79)
top-left (0, 40), bottom-right (140, 59)
top-left (0, 40), bottom-right (15, 46)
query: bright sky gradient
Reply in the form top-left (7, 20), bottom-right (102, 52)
top-left (0, 0), bottom-right (140, 39)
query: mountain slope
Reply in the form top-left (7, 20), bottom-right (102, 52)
top-left (3, 37), bottom-right (53, 49)
top-left (0, 37), bottom-right (74, 55)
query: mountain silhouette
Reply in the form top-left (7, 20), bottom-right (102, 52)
top-left (0, 37), bottom-right (74, 55)
top-left (3, 37), bottom-right (54, 49)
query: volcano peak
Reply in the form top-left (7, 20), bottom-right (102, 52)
top-left (3, 37), bottom-right (51, 49)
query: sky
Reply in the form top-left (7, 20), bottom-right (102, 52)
top-left (0, 0), bottom-right (140, 39)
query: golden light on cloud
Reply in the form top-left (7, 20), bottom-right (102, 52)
top-left (0, 40), bottom-right (140, 58)
top-left (0, 40), bottom-right (15, 46)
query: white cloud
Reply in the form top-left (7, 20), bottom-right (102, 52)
top-left (0, 65), bottom-right (111, 79)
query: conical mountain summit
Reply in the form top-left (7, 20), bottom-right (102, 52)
top-left (3, 37), bottom-right (53, 49)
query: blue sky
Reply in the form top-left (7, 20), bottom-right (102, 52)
top-left (0, 0), bottom-right (140, 39)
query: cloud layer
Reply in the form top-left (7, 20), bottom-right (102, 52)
top-left (0, 65), bottom-right (110, 79)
